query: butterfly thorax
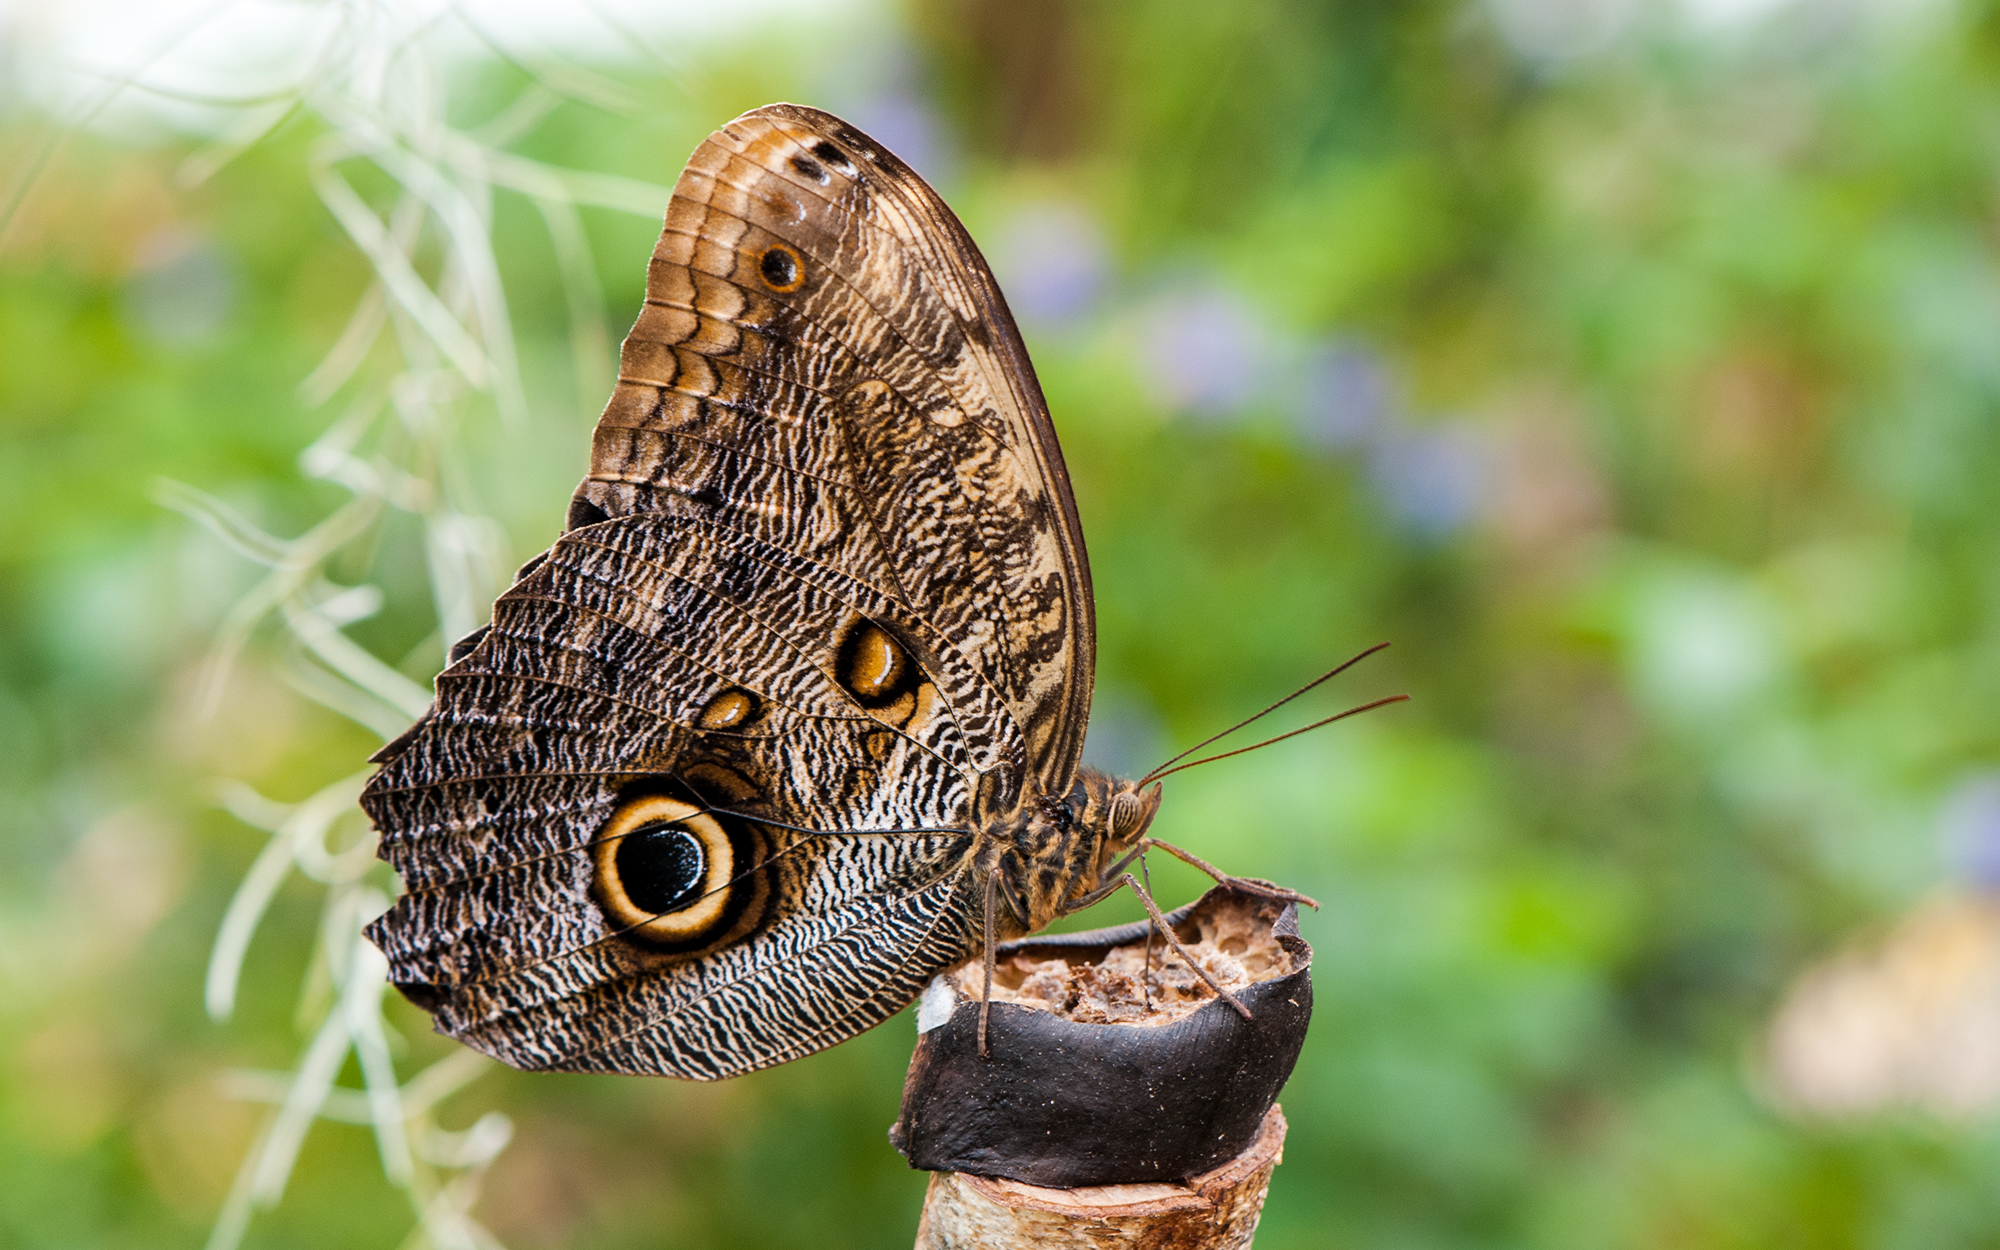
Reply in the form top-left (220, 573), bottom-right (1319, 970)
top-left (974, 766), bottom-right (1163, 940)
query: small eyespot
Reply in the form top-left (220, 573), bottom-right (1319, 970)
top-left (810, 140), bottom-right (855, 175)
top-left (759, 244), bottom-right (803, 292)
top-left (789, 152), bottom-right (828, 184)
top-left (696, 687), bottom-right (760, 731)
top-left (835, 620), bottom-right (923, 711)
top-left (841, 623), bottom-right (907, 702)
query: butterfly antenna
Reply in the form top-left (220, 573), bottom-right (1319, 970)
top-left (1137, 642), bottom-right (1394, 787)
top-left (1143, 694), bottom-right (1409, 784)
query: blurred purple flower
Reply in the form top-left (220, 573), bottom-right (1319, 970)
top-left (992, 201), bottom-right (1106, 327)
top-left (1941, 773), bottom-right (2000, 889)
top-left (1293, 341), bottom-right (1396, 451)
top-left (841, 91), bottom-right (953, 187)
top-left (1368, 423), bottom-right (1487, 539)
top-left (1138, 282), bottom-right (1268, 418)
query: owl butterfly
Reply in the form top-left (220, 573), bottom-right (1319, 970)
top-left (361, 103), bottom-right (1335, 1080)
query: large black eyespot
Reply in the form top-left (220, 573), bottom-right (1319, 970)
top-left (615, 822), bottom-right (707, 916)
top-left (591, 795), bottom-right (735, 945)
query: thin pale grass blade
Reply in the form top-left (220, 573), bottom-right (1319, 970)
top-left (166, 1), bottom-right (345, 189)
top-left (315, 882), bottom-right (365, 1000)
top-left (292, 919), bottom-right (335, 1034)
top-left (153, 479), bottom-right (292, 566)
top-left (283, 648), bottom-right (415, 741)
top-left (177, 97), bottom-right (305, 189)
top-left (204, 1115), bottom-right (268, 1250)
top-left (214, 779), bottom-right (294, 833)
top-left (295, 402), bottom-right (451, 516)
top-left (205, 831), bottom-right (294, 1022)
top-left (348, 895), bottom-right (415, 1185)
top-left (419, 1112), bottom-right (515, 1170)
top-left (473, 145), bottom-right (672, 215)
top-left (400, 1051), bottom-right (494, 1119)
top-left (386, 365), bottom-right (459, 439)
top-left (417, 1178), bottom-right (508, 1250)
top-left (425, 512), bottom-right (507, 648)
top-left (310, 161), bottom-right (494, 388)
top-left (247, 1001), bottom-right (352, 1204)
top-left (193, 493), bottom-right (383, 717)
top-left (0, 0), bottom-right (235, 250)
top-left (219, 1069), bottom-right (376, 1123)
top-left (451, 9), bottom-right (649, 116)
top-left (468, 82), bottom-right (564, 148)
top-left (300, 282), bottom-right (391, 406)
top-left (578, 0), bottom-right (699, 83)
top-left (281, 594), bottom-right (433, 721)
top-left (301, 193), bottom-right (427, 406)
top-left (282, 770), bottom-right (377, 884)
top-left (363, 143), bottom-right (528, 426)
top-left (217, 1051), bottom-right (495, 1129)
top-left (311, 580), bottom-right (386, 627)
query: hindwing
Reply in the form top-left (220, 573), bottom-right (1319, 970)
top-left (363, 104), bottom-right (1096, 1078)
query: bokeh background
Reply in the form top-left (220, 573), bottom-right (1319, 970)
top-left (7, 0), bottom-right (2000, 1245)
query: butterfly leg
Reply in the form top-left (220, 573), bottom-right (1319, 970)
top-left (1117, 872), bottom-right (1253, 1020)
top-left (1140, 849), bottom-right (1155, 1014)
top-left (980, 865), bottom-right (1000, 1058)
top-left (1061, 840), bottom-right (1154, 913)
top-left (1144, 838), bottom-right (1321, 911)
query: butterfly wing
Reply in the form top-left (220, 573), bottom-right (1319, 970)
top-left (362, 104), bottom-right (1095, 1078)
top-left (579, 102), bottom-right (1095, 790)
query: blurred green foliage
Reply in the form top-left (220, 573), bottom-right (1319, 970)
top-left (6, 0), bottom-right (2000, 1247)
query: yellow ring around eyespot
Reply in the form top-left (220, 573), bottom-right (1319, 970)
top-left (757, 243), bottom-right (806, 293)
top-left (591, 795), bottom-right (734, 943)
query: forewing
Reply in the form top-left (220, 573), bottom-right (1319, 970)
top-left (575, 102), bottom-right (1095, 798)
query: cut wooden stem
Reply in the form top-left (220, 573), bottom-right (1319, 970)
top-left (913, 1105), bottom-right (1287, 1249)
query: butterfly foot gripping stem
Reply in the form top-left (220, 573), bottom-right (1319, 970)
top-left (1145, 838), bottom-right (1321, 912)
top-left (979, 865), bottom-right (1000, 1058)
top-left (1121, 872), bottom-right (1253, 1020)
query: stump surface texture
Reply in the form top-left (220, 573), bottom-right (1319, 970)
top-left (913, 1104), bottom-right (1286, 1249)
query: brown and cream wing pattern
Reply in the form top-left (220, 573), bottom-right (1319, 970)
top-left (575, 103), bottom-right (1095, 801)
top-left (361, 104), bottom-right (1096, 1078)
top-left (363, 512), bottom-right (989, 1077)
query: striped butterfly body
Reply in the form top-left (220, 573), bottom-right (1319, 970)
top-left (361, 104), bottom-right (1176, 1079)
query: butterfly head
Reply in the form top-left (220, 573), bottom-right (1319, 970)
top-left (1107, 779), bottom-right (1163, 848)
top-left (988, 768), bottom-right (1165, 933)
top-left (1065, 767), bottom-right (1163, 860)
